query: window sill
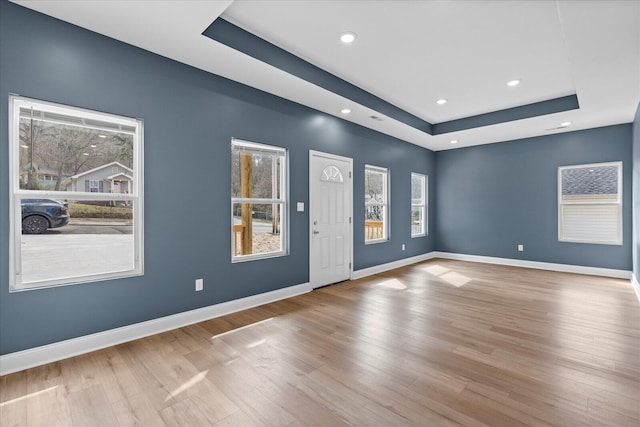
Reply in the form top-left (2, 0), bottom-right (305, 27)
top-left (365, 239), bottom-right (388, 245)
top-left (232, 251), bottom-right (287, 263)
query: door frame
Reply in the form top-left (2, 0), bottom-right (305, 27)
top-left (309, 150), bottom-right (354, 288)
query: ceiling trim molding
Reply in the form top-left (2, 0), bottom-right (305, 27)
top-left (432, 94), bottom-right (579, 134)
top-left (203, 17), bottom-right (432, 134)
top-left (203, 17), bottom-right (580, 137)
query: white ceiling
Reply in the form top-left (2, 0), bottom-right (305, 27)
top-left (12, 0), bottom-right (640, 151)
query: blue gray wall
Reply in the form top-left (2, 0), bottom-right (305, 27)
top-left (436, 125), bottom-right (633, 270)
top-left (633, 104), bottom-right (640, 280)
top-left (0, 2), bottom-right (435, 355)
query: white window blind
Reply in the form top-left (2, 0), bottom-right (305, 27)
top-left (558, 162), bottom-right (622, 245)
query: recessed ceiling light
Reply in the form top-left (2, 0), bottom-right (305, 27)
top-left (21, 144), bottom-right (29, 148)
top-left (82, 152), bottom-right (90, 156)
top-left (560, 121), bottom-right (572, 127)
top-left (98, 134), bottom-right (107, 138)
top-left (507, 79), bottom-right (521, 87)
top-left (450, 139), bottom-right (458, 144)
top-left (436, 98), bottom-right (448, 105)
top-left (340, 32), bottom-right (357, 44)
top-left (341, 108), bottom-right (351, 114)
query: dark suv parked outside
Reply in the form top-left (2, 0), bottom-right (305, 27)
top-left (21, 199), bottom-right (70, 234)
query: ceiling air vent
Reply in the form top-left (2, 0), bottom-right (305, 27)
top-left (369, 115), bottom-right (383, 122)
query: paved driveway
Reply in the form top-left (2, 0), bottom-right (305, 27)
top-left (20, 221), bottom-right (134, 287)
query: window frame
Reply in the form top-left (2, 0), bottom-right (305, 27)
top-left (557, 161), bottom-right (622, 245)
top-left (364, 164), bottom-right (389, 244)
top-left (411, 172), bottom-right (427, 238)
top-left (231, 138), bottom-right (289, 263)
top-left (8, 95), bottom-right (144, 291)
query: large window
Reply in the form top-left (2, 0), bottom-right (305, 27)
top-left (231, 138), bottom-right (288, 261)
top-left (411, 173), bottom-right (427, 237)
top-left (364, 165), bottom-right (388, 243)
top-left (558, 162), bottom-right (622, 245)
top-left (9, 96), bottom-right (143, 291)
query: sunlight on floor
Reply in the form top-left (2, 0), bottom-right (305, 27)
top-left (374, 278), bottom-right (407, 290)
top-left (440, 271), bottom-right (472, 287)
top-left (0, 386), bottom-right (57, 407)
top-left (166, 370), bottom-right (208, 401)
top-left (422, 264), bottom-right (473, 287)
top-left (247, 338), bottom-right (266, 348)
top-left (210, 317), bottom-right (273, 340)
top-left (423, 264), bottom-right (450, 276)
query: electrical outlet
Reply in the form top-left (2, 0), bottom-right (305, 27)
top-left (517, 244), bottom-right (524, 252)
top-left (402, 244), bottom-right (406, 251)
top-left (195, 278), bottom-right (203, 291)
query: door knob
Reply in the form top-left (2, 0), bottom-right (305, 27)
top-left (313, 230), bottom-right (319, 234)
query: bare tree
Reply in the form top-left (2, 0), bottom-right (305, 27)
top-left (19, 118), bottom-right (133, 191)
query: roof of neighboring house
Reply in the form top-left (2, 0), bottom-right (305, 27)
top-left (107, 172), bottom-right (133, 181)
top-left (69, 161), bottom-right (133, 180)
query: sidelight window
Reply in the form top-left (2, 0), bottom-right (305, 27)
top-left (365, 165), bottom-right (388, 243)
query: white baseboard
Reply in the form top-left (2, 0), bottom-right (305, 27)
top-left (0, 282), bottom-right (312, 376)
top-left (433, 252), bottom-right (632, 279)
top-left (352, 252), bottom-right (437, 280)
top-left (632, 273), bottom-right (640, 303)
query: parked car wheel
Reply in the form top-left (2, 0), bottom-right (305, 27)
top-left (22, 215), bottom-right (50, 234)
top-left (21, 199), bottom-right (70, 234)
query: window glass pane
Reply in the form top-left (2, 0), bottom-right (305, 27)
top-left (232, 203), bottom-right (283, 257)
top-left (365, 168), bottom-right (384, 205)
top-left (411, 174), bottom-right (424, 203)
top-left (231, 147), bottom-right (283, 199)
top-left (561, 165), bottom-right (618, 202)
top-left (364, 218), bottom-right (385, 240)
top-left (18, 114), bottom-right (134, 192)
top-left (411, 206), bottom-right (424, 236)
top-left (19, 198), bottom-right (135, 288)
top-left (561, 165), bottom-right (618, 195)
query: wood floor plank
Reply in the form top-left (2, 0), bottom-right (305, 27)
top-left (25, 375), bottom-right (72, 427)
top-left (1, 259), bottom-right (638, 426)
top-left (0, 370), bottom-right (28, 427)
top-left (159, 398), bottom-right (212, 427)
top-left (66, 384), bottom-right (118, 427)
top-left (110, 392), bottom-right (167, 427)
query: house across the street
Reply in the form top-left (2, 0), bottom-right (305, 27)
top-left (65, 161), bottom-right (133, 194)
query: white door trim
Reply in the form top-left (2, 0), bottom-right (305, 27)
top-left (309, 150), bottom-right (353, 288)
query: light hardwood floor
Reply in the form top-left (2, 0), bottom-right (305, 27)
top-left (1, 259), bottom-right (639, 426)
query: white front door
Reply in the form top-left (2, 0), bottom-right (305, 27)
top-left (309, 151), bottom-right (352, 288)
